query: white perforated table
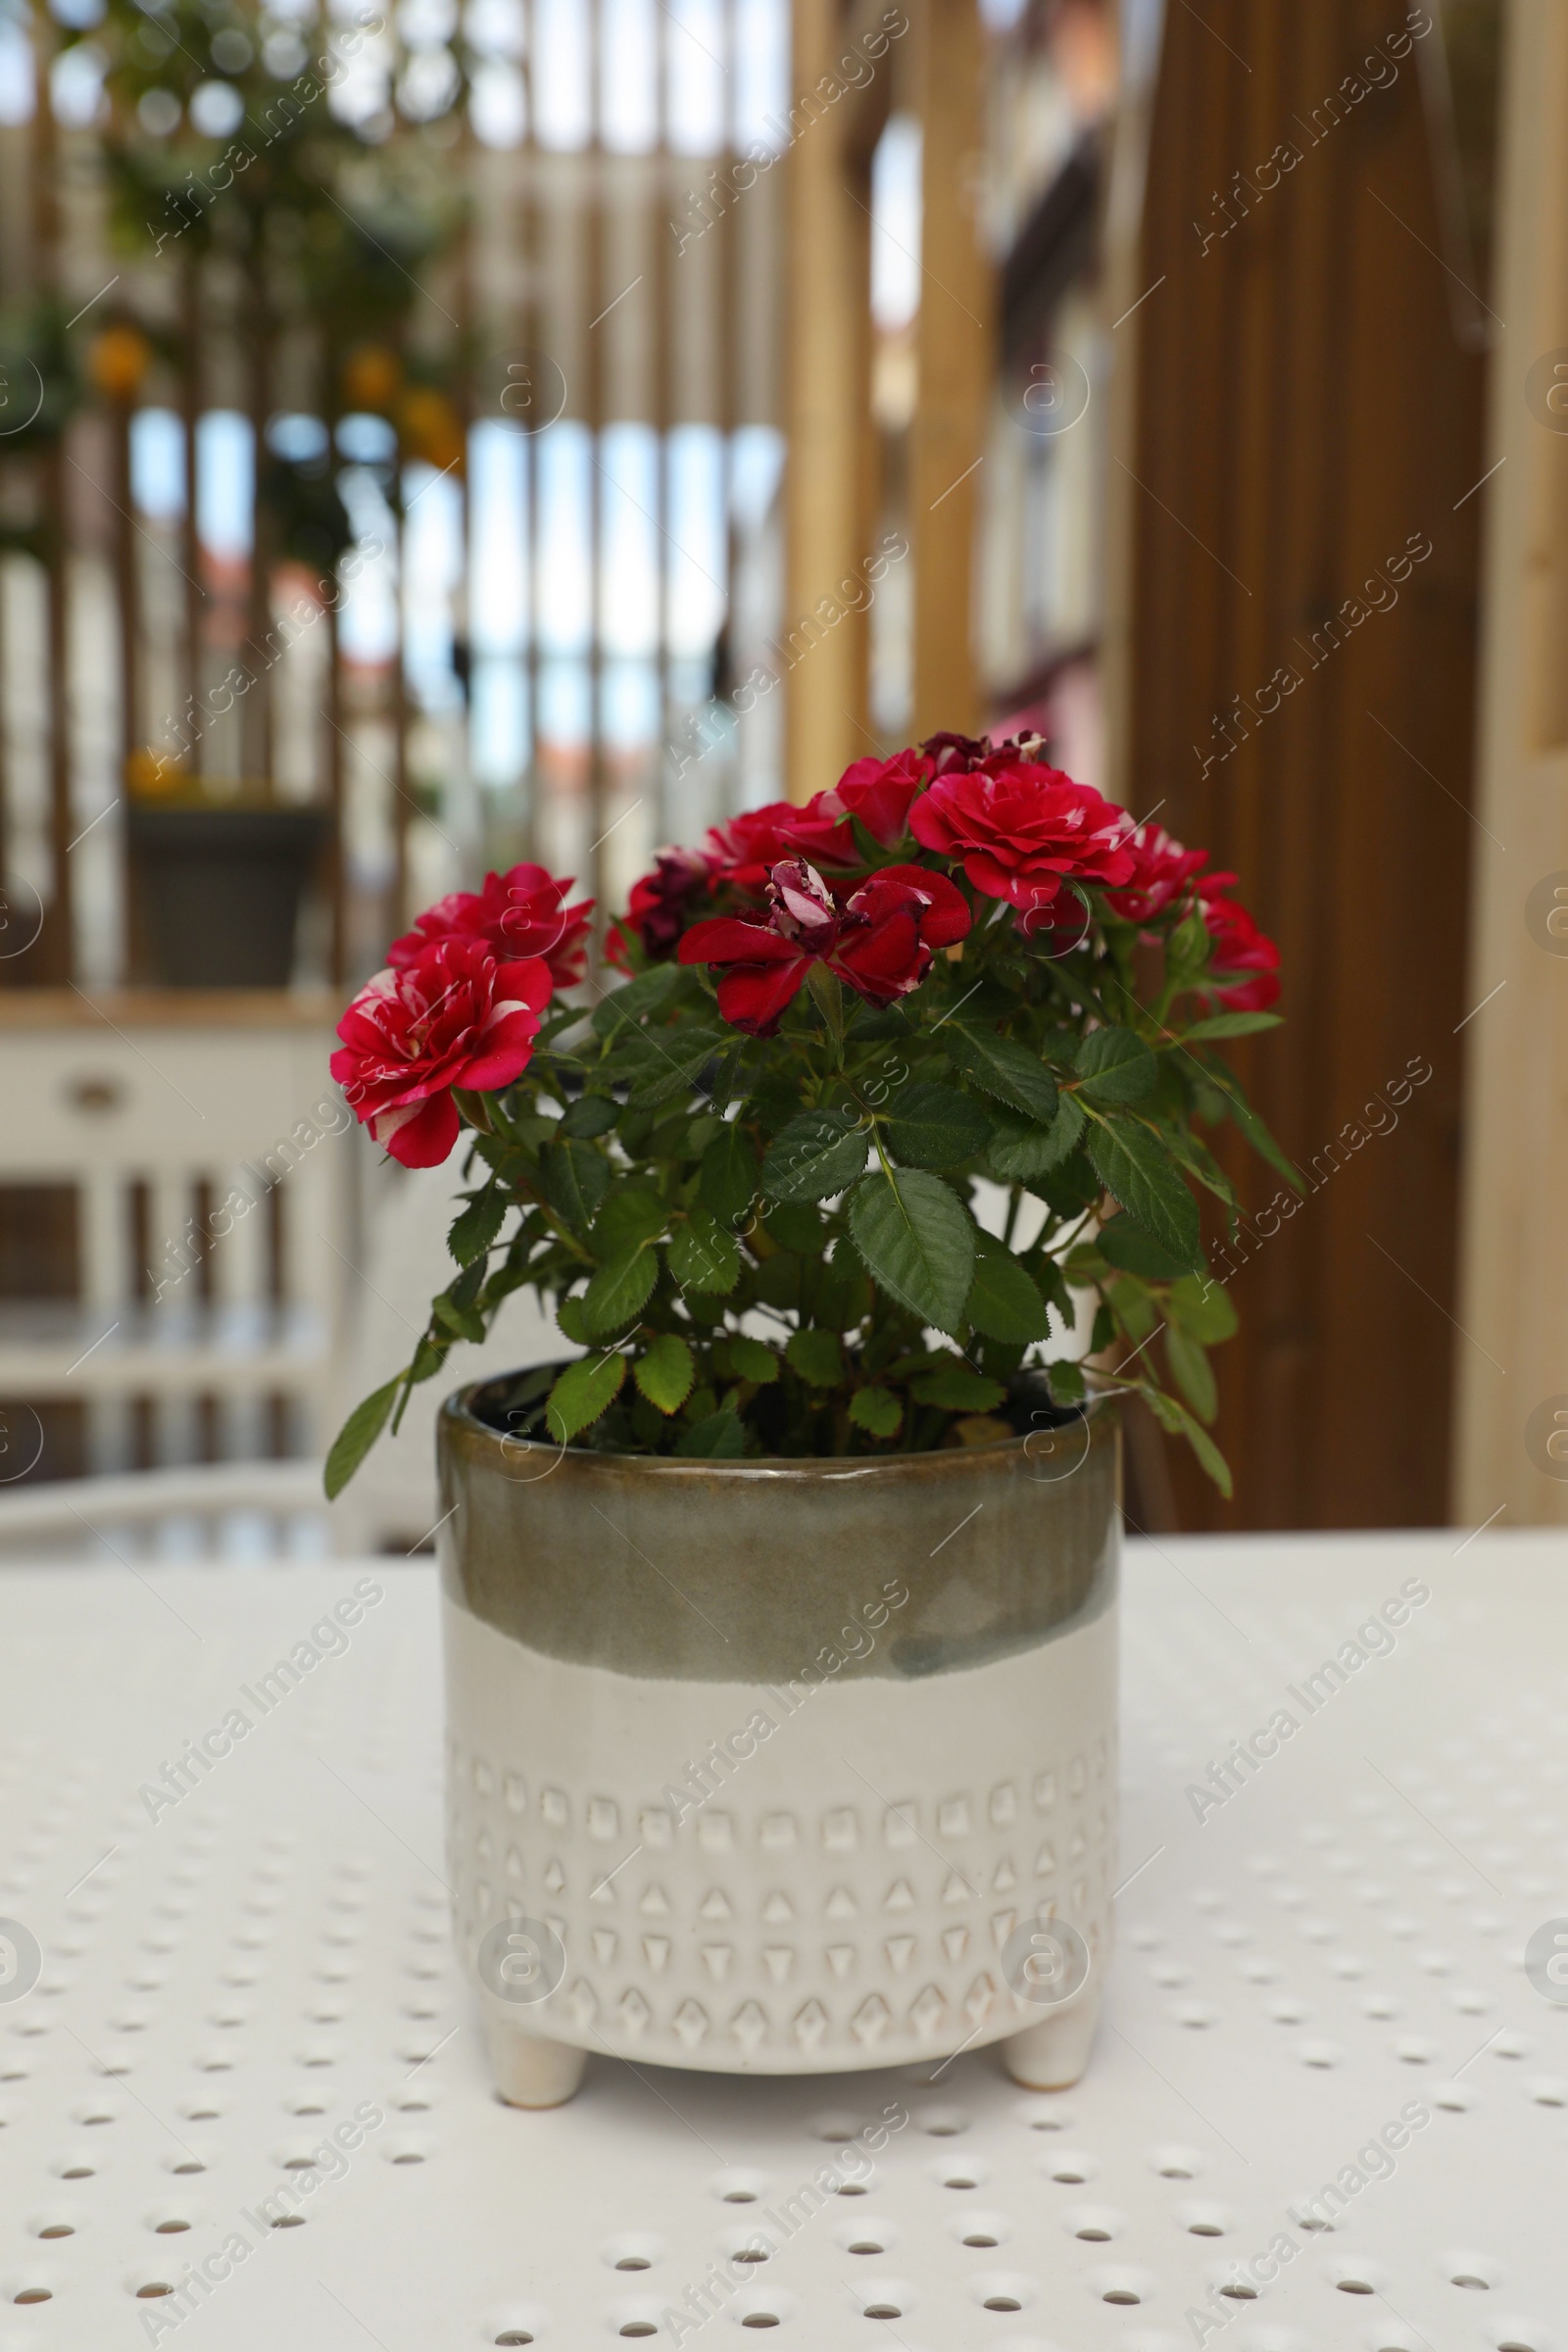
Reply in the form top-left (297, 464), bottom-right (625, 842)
top-left (0, 1532), bottom-right (1563, 2352)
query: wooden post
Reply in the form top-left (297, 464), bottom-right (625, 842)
top-left (783, 0), bottom-right (874, 803)
top-left (1453, 0), bottom-right (1568, 1525)
top-left (907, 0), bottom-right (993, 744)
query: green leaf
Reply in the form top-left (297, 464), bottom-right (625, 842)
top-left (847, 1169), bottom-right (975, 1336)
top-left (1168, 1271), bottom-right (1238, 1345)
top-left (1138, 1380), bottom-right (1233, 1497)
top-left (590, 962), bottom-right (681, 1036)
top-left (700, 1123), bottom-right (760, 1227)
top-left (727, 1335), bottom-right (780, 1385)
top-left (540, 1139), bottom-right (611, 1230)
top-left (848, 1385), bottom-right (903, 1438)
top-left (545, 1352), bottom-right (627, 1444)
top-left (986, 1094), bottom-right (1086, 1182)
top-left (667, 1208), bottom-right (741, 1293)
top-left (675, 1408), bottom-right (747, 1458)
top-left (556, 1294), bottom-right (590, 1344)
top-left (432, 1293), bottom-right (486, 1344)
top-left (323, 1376), bottom-right (401, 1499)
top-left (1197, 1059), bottom-right (1305, 1191)
top-left (883, 1082), bottom-right (993, 1169)
top-left (1046, 1358), bottom-right (1087, 1406)
top-left (580, 1242), bottom-right (659, 1336)
top-left (764, 1201), bottom-right (826, 1254)
top-left (785, 1328), bottom-right (842, 1386)
top-left (941, 1028), bottom-right (1060, 1125)
top-left (1183, 1010), bottom-right (1283, 1040)
top-left (633, 1332), bottom-right (696, 1414)
top-left (909, 1362), bottom-right (1006, 1411)
top-left (1075, 1026), bottom-right (1158, 1104)
top-left (1098, 1213), bottom-right (1192, 1280)
top-left (625, 1027), bottom-right (728, 1108)
top-left (965, 1230), bottom-right (1053, 1343)
top-left (1164, 1322), bottom-right (1217, 1423)
top-left (761, 1109), bottom-right (869, 1202)
top-left (1085, 1118), bottom-right (1203, 1273)
top-left (559, 1092), bottom-right (621, 1138)
top-left (447, 1186), bottom-right (506, 1268)
top-left (591, 1188), bottom-right (669, 1256)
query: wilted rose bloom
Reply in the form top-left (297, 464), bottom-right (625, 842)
top-left (908, 759), bottom-right (1135, 917)
top-left (331, 939), bottom-right (553, 1168)
top-left (388, 862), bottom-right (593, 988)
top-left (679, 858), bottom-right (971, 1036)
top-left (614, 846), bottom-right (720, 964)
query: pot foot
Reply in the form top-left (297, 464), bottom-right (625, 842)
top-left (1002, 1995), bottom-right (1101, 2090)
top-left (484, 2021), bottom-right (587, 2108)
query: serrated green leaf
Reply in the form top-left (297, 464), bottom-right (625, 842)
top-left (764, 1201), bottom-right (826, 1254)
top-left (909, 1362), bottom-right (1006, 1411)
top-left (323, 1376), bottom-right (402, 1499)
top-left (1197, 1058), bottom-right (1305, 1191)
top-left (559, 1092), bottom-right (621, 1138)
top-left (1097, 1213), bottom-right (1191, 1280)
top-left (941, 1028), bottom-right (1060, 1125)
top-left (590, 963), bottom-right (681, 1037)
top-left (580, 1242), bottom-right (659, 1336)
top-left (667, 1208), bottom-right (741, 1293)
top-left (625, 1028), bottom-right (728, 1108)
top-left (591, 1188), bottom-right (669, 1256)
top-left (447, 1185), bottom-right (506, 1268)
top-left (986, 1093), bottom-right (1086, 1182)
top-left (1045, 1358), bottom-right (1087, 1406)
top-left (1183, 1010), bottom-right (1283, 1040)
top-left (556, 1294), bottom-right (590, 1343)
top-left (545, 1352), bottom-right (627, 1444)
top-left (965, 1230), bottom-right (1053, 1343)
top-left (727, 1335), bottom-right (780, 1384)
top-left (1085, 1118), bottom-right (1203, 1273)
top-left (1164, 1322), bottom-right (1217, 1422)
top-left (633, 1332), bottom-right (696, 1414)
top-left (883, 1082), bottom-right (993, 1170)
top-left (848, 1385), bottom-right (903, 1437)
top-left (761, 1110), bottom-right (870, 1202)
top-left (1075, 1026), bottom-right (1158, 1104)
top-left (540, 1139), bottom-right (612, 1230)
top-left (675, 1408), bottom-right (747, 1457)
top-left (699, 1123), bottom-right (760, 1227)
top-left (1168, 1271), bottom-right (1238, 1345)
top-left (847, 1169), bottom-right (975, 1335)
top-left (432, 1293), bottom-right (487, 1343)
top-left (785, 1328), bottom-right (842, 1386)
top-left (1138, 1379), bottom-right (1233, 1496)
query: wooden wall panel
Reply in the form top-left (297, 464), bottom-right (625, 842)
top-left (1125, 1), bottom-right (1487, 1529)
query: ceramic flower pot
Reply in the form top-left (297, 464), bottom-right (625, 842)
top-left (438, 1374), bottom-right (1119, 2107)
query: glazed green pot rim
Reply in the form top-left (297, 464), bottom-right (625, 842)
top-left (442, 1368), bottom-right (1111, 1486)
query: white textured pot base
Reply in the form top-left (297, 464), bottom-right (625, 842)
top-left (446, 1590), bottom-right (1115, 2088)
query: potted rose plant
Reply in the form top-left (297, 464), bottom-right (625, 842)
top-left (327, 736), bottom-right (1287, 2106)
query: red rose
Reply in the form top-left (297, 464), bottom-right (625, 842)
top-left (331, 939), bottom-right (553, 1168)
top-left (812, 747), bottom-right (933, 847)
top-left (704, 800), bottom-right (858, 897)
top-left (1102, 823), bottom-right (1211, 925)
top-left (1200, 886), bottom-right (1281, 1010)
top-left (679, 858), bottom-right (971, 1037)
top-left (908, 760), bottom-right (1135, 917)
top-left (388, 862), bottom-right (593, 988)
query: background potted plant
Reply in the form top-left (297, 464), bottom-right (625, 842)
top-left (327, 735), bottom-right (1288, 2105)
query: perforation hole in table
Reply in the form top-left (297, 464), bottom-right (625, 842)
top-left (0, 1540), bottom-right (1561, 2348)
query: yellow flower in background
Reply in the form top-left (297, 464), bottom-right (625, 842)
top-left (341, 343), bottom-right (403, 413)
top-left (88, 324), bottom-right (153, 403)
top-left (396, 387), bottom-right (466, 474)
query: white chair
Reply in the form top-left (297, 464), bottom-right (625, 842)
top-left (0, 992), bottom-right (349, 1477)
